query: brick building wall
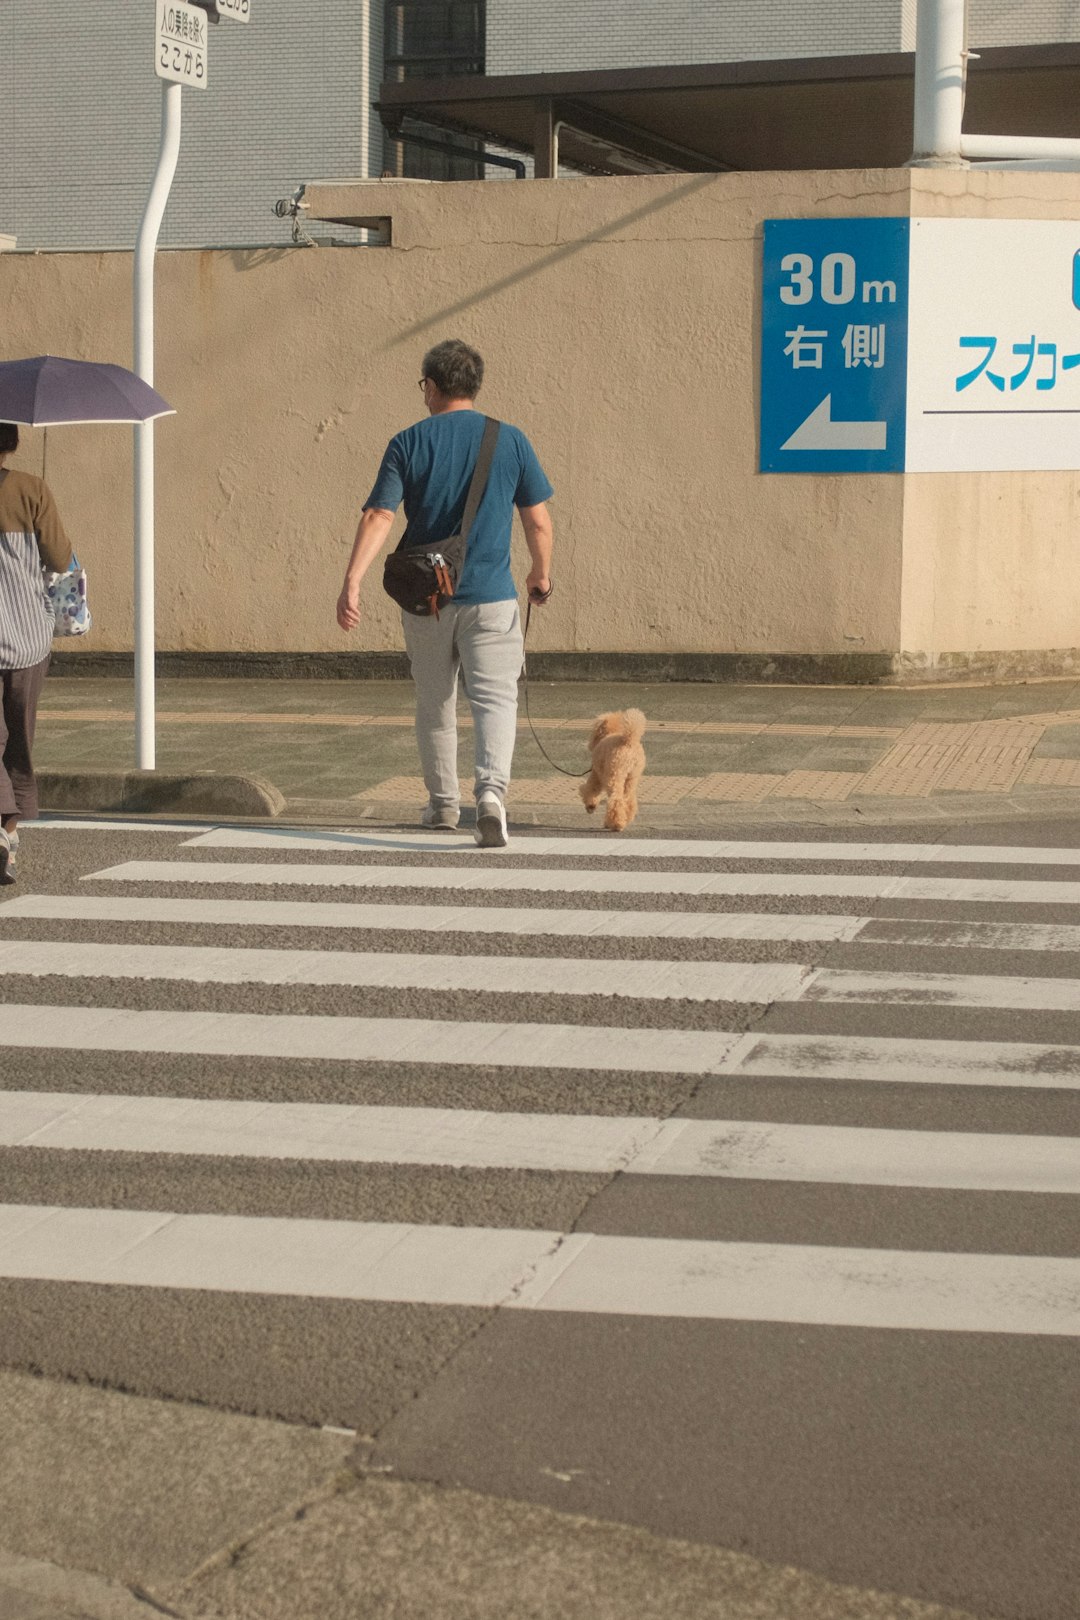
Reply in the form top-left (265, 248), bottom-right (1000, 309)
top-left (0, 0), bottom-right (383, 252)
top-left (486, 0), bottom-right (911, 74)
top-left (486, 0), bottom-right (1080, 76)
top-left (970, 0), bottom-right (1080, 48)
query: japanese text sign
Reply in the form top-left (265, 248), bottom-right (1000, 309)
top-left (156, 1), bottom-right (208, 88)
top-left (761, 218), bottom-right (909, 473)
top-left (761, 217), bottom-right (1080, 473)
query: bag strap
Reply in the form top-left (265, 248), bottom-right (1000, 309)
top-left (458, 416), bottom-right (500, 548)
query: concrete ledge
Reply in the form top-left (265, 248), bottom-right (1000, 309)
top-left (47, 646), bottom-right (1080, 685)
top-left (38, 770), bottom-right (285, 818)
top-left (47, 649), bottom-right (899, 684)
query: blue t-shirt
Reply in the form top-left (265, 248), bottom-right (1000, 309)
top-left (365, 410), bottom-right (553, 605)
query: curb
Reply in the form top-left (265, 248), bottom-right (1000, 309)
top-left (38, 770), bottom-right (285, 819)
top-left (30, 782), bottom-right (1080, 830)
top-left (46, 646), bottom-right (1080, 686)
top-left (286, 788), bottom-right (1080, 829)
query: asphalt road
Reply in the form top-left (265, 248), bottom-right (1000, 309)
top-left (1, 814), bottom-right (1078, 1620)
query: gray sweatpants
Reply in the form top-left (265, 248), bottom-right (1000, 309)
top-left (402, 599), bottom-right (524, 809)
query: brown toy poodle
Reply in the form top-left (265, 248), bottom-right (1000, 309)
top-left (579, 709), bottom-right (647, 831)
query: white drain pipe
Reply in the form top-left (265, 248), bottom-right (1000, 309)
top-left (963, 132), bottom-right (1080, 164)
top-left (912, 0), bottom-right (1080, 167)
top-left (911, 0), bottom-right (967, 165)
top-left (133, 80), bottom-right (182, 772)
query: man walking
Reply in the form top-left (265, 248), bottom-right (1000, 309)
top-left (337, 339), bottom-right (553, 848)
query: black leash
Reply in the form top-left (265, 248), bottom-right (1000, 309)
top-left (522, 584), bottom-right (590, 779)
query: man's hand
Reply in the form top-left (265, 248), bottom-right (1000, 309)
top-left (337, 506), bottom-right (395, 633)
top-left (519, 502), bottom-right (553, 607)
top-left (337, 581), bottom-right (360, 632)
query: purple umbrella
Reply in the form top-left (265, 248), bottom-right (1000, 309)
top-left (0, 354), bottom-right (174, 426)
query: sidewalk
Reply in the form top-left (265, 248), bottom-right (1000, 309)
top-left (0, 1370), bottom-right (983, 1620)
top-left (34, 671), bottom-right (1080, 824)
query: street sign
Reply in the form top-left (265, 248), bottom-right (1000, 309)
top-left (760, 218), bottom-right (910, 474)
top-left (761, 218), bottom-right (1080, 473)
top-left (155, 1), bottom-right (209, 88)
top-left (214, 0), bottom-right (250, 20)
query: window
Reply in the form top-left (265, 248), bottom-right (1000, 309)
top-left (384, 1), bottom-right (485, 179)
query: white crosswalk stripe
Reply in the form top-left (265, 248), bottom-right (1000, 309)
top-left (0, 1203), bottom-right (1075, 1334)
top-left (0, 893), bottom-right (868, 942)
top-left (4, 1000), bottom-right (1080, 1087)
top-left (0, 1003), bottom-right (743, 1072)
top-left (14, 893), bottom-right (1080, 951)
top-left (3, 1091), bottom-right (1077, 1192)
top-left (2, 826), bottom-right (1080, 1354)
top-left (0, 939), bottom-right (812, 1002)
top-left (803, 967), bottom-right (1080, 1010)
top-left (8, 936), bottom-right (1080, 1013)
top-left (183, 827), bottom-right (1080, 866)
top-left (88, 858), bottom-right (1080, 904)
top-left (720, 1031), bottom-right (1080, 1088)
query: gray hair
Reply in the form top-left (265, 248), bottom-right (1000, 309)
top-left (421, 339), bottom-right (484, 400)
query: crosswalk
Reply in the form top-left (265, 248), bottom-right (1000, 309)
top-left (1, 823), bottom-right (1079, 1381)
top-left (87, 855), bottom-right (1080, 902)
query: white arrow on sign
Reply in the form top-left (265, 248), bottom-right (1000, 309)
top-left (780, 395), bottom-right (887, 453)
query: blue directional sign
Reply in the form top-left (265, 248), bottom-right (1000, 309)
top-left (760, 218), bottom-right (910, 473)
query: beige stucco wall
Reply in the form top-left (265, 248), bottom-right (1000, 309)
top-left (3, 165), bottom-right (1080, 669)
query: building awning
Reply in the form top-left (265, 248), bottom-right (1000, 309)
top-left (375, 43), bottom-right (1080, 177)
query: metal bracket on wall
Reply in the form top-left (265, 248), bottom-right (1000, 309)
top-left (272, 185), bottom-right (320, 246)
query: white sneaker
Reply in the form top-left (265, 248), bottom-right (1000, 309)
top-left (421, 804), bottom-right (460, 830)
top-left (474, 790), bottom-right (508, 848)
top-left (0, 829), bottom-right (13, 886)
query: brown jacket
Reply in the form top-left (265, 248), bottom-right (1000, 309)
top-left (0, 467), bottom-right (73, 669)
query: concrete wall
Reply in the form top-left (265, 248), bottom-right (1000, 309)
top-left (4, 167), bottom-right (1080, 677)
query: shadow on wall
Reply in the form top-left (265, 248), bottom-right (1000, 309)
top-left (225, 247), bottom-right (296, 273)
top-left (382, 172), bottom-right (719, 349)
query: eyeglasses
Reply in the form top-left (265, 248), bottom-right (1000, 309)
top-left (417, 377), bottom-right (429, 391)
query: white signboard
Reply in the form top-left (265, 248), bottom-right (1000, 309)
top-left (215, 0), bottom-right (250, 20)
top-left (156, 2), bottom-right (209, 88)
top-left (906, 219), bottom-right (1080, 472)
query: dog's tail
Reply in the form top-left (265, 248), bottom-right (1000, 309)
top-left (622, 708), bottom-right (647, 742)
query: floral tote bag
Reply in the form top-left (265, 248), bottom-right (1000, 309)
top-left (45, 553), bottom-right (92, 637)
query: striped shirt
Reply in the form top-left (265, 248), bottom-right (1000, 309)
top-left (0, 468), bottom-right (72, 669)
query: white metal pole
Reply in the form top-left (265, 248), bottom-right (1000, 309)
top-left (133, 79), bottom-right (182, 771)
top-left (912, 0), bottom-right (967, 165)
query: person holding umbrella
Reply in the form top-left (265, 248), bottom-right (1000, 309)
top-left (0, 421), bottom-right (72, 885)
top-left (0, 353), bottom-right (174, 880)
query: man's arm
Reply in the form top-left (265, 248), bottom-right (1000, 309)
top-left (336, 506), bottom-right (396, 632)
top-left (518, 502), bottom-right (553, 605)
